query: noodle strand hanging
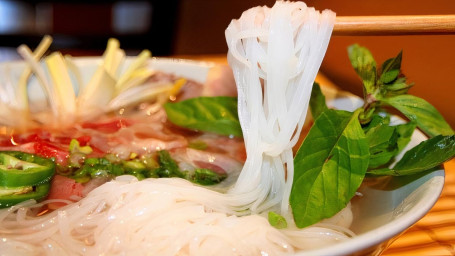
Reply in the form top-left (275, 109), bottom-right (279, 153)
top-left (226, 1), bottom-right (336, 215)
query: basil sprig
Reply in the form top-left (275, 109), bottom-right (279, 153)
top-left (291, 45), bottom-right (455, 228)
top-left (349, 44), bottom-right (453, 136)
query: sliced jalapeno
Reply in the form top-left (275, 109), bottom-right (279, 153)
top-left (0, 151), bottom-right (56, 187)
top-left (0, 183), bottom-right (51, 208)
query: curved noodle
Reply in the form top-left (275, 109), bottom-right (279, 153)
top-left (225, 1), bottom-right (336, 215)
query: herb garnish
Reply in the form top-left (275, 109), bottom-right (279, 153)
top-left (164, 96), bottom-right (242, 137)
top-left (290, 44), bottom-right (455, 228)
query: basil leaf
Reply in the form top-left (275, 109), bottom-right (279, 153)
top-left (348, 44), bottom-right (377, 94)
top-left (268, 211), bottom-right (287, 229)
top-left (291, 109), bottom-right (369, 228)
top-left (380, 51), bottom-right (402, 84)
top-left (383, 95), bottom-right (454, 137)
top-left (365, 124), bottom-right (398, 169)
top-left (164, 96), bottom-right (242, 137)
top-left (395, 121), bottom-right (417, 152)
top-left (368, 135), bottom-right (455, 176)
top-left (363, 113), bottom-right (390, 134)
top-left (363, 114), bottom-right (416, 168)
top-left (385, 77), bottom-right (413, 91)
top-left (310, 82), bottom-right (328, 120)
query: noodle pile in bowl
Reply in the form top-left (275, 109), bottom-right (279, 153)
top-left (1, 177), bottom-right (353, 255)
top-left (0, 2), bottom-right (359, 255)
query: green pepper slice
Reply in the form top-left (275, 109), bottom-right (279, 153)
top-left (0, 182), bottom-right (51, 208)
top-left (0, 151), bottom-right (55, 187)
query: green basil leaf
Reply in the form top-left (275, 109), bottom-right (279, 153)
top-left (363, 114), bottom-right (416, 169)
top-left (310, 82), bottom-right (328, 120)
top-left (348, 44), bottom-right (377, 94)
top-left (164, 96), bottom-right (242, 137)
top-left (368, 135), bottom-right (455, 176)
top-left (383, 95), bottom-right (454, 137)
top-left (395, 121), bottom-right (417, 152)
top-left (365, 124), bottom-right (398, 169)
top-left (268, 211), bottom-right (288, 229)
top-left (380, 51), bottom-right (402, 84)
top-left (291, 109), bottom-right (369, 228)
top-left (385, 77), bottom-right (413, 92)
top-left (363, 113), bottom-right (390, 134)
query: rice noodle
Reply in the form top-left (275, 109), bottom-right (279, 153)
top-left (0, 177), bottom-right (352, 256)
top-left (225, 1), bottom-right (335, 216)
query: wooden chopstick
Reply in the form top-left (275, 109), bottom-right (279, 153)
top-left (333, 15), bottom-right (455, 35)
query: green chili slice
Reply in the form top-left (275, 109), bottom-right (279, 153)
top-left (0, 151), bottom-right (56, 187)
top-left (0, 183), bottom-right (51, 208)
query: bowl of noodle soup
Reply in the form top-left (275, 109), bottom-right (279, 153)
top-left (0, 56), bottom-right (444, 256)
top-left (0, 2), bottom-right (446, 255)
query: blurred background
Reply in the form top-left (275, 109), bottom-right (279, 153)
top-left (0, 0), bottom-right (454, 128)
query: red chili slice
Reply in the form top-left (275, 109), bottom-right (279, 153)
top-left (76, 135), bottom-right (92, 146)
top-left (33, 141), bottom-right (69, 165)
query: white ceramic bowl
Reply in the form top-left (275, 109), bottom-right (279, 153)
top-left (0, 57), bottom-right (445, 256)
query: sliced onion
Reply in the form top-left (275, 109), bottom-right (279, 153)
top-left (107, 83), bottom-right (172, 111)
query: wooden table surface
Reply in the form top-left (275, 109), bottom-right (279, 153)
top-left (1, 49), bottom-right (453, 255)
top-left (382, 159), bottom-right (455, 255)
